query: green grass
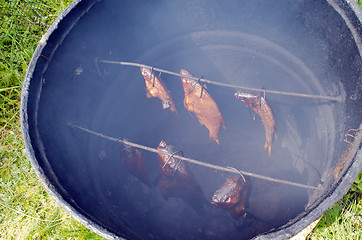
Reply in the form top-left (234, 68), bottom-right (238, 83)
top-left (308, 191), bottom-right (362, 240)
top-left (0, 0), bottom-right (361, 239)
top-left (0, 0), bottom-right (105, 239)
top-left (1, 125), bottom-right (104, 239)
top-left (358, 0), bottom-right (362, 8)
top-left (308, 170), bottom-right (362, 239)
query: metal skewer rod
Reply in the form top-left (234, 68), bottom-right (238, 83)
top-left (98, 59), bottom-right (341, 102)
top-left (69, 123), bottom-right (318, 190)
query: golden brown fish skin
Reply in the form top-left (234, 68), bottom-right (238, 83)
top-left (121, 141), bottom-right (151, 187)
top-left (155, 140), bottom-right (207, 214)
top-left (211, 175), bottom-right (250, 219)
top-left (235, 91), bottom-right (277, 157)
top-left (140, 67), bottom-right (177, 115)
top-left (180, 69), bottom-right (225, 144)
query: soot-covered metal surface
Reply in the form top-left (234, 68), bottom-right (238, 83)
top-left (21, 0), bottom-right (362, 239)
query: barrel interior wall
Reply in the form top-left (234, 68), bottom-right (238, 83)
top-left (25, 0), bottom-right (362, 239)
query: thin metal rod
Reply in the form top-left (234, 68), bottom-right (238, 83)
top-left (69, 123), bottom-right (318, 190)
top-left (98, 60), bottom-right (341, 102)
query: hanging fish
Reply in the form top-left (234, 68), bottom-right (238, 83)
top-left (180, 69), bottom-right (225, 144)
top-left (140, 67), bottom-right (178, 115)
top-left (121, 140), bottom-right (151, 187)
top-left (155, 140), bottom-right (207, 214)
top-left (211, 175), bottom-right (250, 219)
top-left (234, 91), bottom-right (277, 157)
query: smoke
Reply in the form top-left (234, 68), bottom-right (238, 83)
top-left (31, 0), bottom-right (351, 239)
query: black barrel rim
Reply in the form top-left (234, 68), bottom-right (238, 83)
top-left (20, 0), bottom-right (362, 239)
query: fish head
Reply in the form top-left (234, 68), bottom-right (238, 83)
top-left (157, 140), bottom-right (183, 157)
top-left (234, 91), bottom-right (258, 103)
top-left (140, 67), bottom-right (153, 80)
top-left (180, 69), bottom-right (196, 92)
top-left (211, 176), bottom-right (244, 209)
top-left (157, 140), bottom-right (183, 175)
top-left (180, 69), bottom-right (193, 78)
top-left (157, 140), bottom-right (169, 151)
top-left (121, 144), bottom-right (132, 154)
top-left (120, 139), bottom-right (135, 156)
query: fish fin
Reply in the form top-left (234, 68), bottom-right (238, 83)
top-left (274, 131), bottom-right (278, 141)
top-left (221, 118), bottom-right (226, 129)
top-left (215, 139), bottom-right (220, 144)
top-left (264, 142), bottom-right (272, 158)
top-left (145, 87), bottom-right (152, 98)
top-left (183, 97), bottom-right (194, 118)
top-left (252, 110), bottom-right (256, 120)
top-left (188, 111), bottom-right (194, 118)
top-left (171, 104), bottom-right (178, 115)
top-left (185, 107), bottom-right (194, 118)
top-left (198, 117), bottom-right (206, 127)
top-left (248, 108), bottom-right (256, 120)
top-left (228, 209), bottom-right (240, 220)
top-left (170, 109), bottom-right (179, 124)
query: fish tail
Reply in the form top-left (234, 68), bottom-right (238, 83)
top-left (169, 104), bottom-right (178, 120)
top-left (183, 98), bottom-right (194, 118)
top-left (171, 105), bottom-right (178, 115)
top-left (221, 118), bottom-right (226, 129)
top-left (264, 142), bottom-right (272, 158)
top-left (209, 130), bottom-right (220, 144)
top-left (170, 111), bottom-right (179, 125)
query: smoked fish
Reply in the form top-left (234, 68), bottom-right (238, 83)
top-left (155, 140), bottom-right (207, 214)
top-left (121, 141), bottom-right (151, 187)
top-left (140, 67), bottom-right (177, 115)
top-left (211, 175), bottom-right (250, 219)
top-left (180, 69), bottom-right (225, 144)
top-left (235, 91), bottom-right (277, 157)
